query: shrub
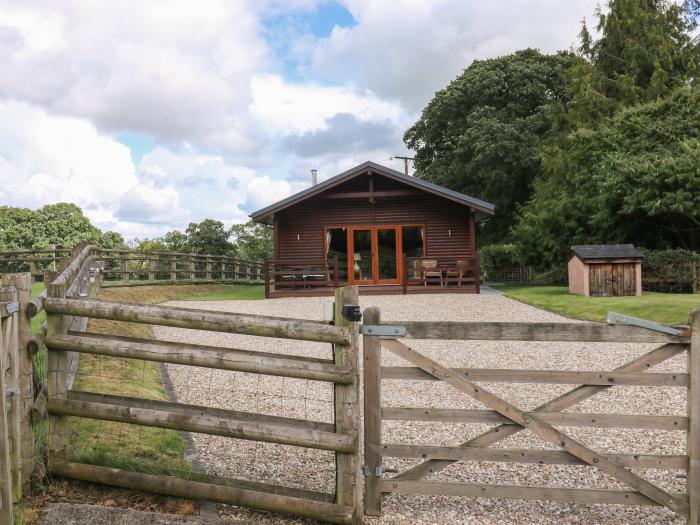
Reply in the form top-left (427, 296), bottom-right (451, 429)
top-left (641, 248), bottom-right (699, 293)
top-left (480, 244), bottom-right (523, 276)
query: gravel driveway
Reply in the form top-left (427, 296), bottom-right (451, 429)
top-left (154, 294), bottom-right (686, 525)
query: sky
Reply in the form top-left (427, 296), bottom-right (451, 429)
top-left (0, 0), bottom-right (598, 240)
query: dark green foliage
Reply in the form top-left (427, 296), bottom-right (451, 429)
top-left (184, 219), bottom-right (232, 255)
top-left (229, 221), bottom-right (273, 261)
top-left (404, 49), bottom-right (576, 242)
top-left (0, 203), bottom-right (125, 251)
top-left (511, 0), bottom-right (700, 268)
top-left (641, 248), bottom-right (699, 292)
top-left (513, 86), bottom-right (700, 268)
top-left (479, 244), bottom-right (523, 276)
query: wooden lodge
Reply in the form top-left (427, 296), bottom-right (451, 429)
top-left (250, 161), bottom-right (495, 298)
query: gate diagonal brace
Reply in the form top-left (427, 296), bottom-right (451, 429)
top-left (382, 338), bottom-right (689, 518)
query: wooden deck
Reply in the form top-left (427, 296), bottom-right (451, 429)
top-left (267, 284), bottom-right (477, 298)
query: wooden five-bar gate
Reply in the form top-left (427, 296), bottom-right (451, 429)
top-left (362, 308), bottom-right (700, 523)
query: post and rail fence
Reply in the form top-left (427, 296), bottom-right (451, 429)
top-left (1, 239), bottom-right (699, 523)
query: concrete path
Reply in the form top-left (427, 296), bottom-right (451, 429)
top-left (479, 284), bottom-right (503, 295)
top-left (39, 503), bottom-right (247, 525)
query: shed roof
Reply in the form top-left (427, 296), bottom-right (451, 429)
top-left (250, 161), bottom-right (495, 224)
top-left (571, 244), bottom-right (644, 260)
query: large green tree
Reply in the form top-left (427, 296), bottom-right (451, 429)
top-left (512, 0), bottom-right (700, 268)
top-left (184, 219), bottom-right (232, 255)
top-left (513, 86), bottom-right (700, 267)
top-left (0, 203), bottom-right (124, 251)
top-left (230, 221), bottom-right (272, 261)
top-left (404, 49), bottom-right (576, 241)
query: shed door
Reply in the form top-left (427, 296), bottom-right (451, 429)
top-left (590, 263), bottom-right (636, 296)
top-left (590, 264), bottom-right (612, 296)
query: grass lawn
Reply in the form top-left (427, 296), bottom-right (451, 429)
top-left (493, 284), bottom-right (700, 325)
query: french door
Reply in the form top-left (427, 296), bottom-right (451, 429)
top-left (348, 226), bottom-right (400, 285)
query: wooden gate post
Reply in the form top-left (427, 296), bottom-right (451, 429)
top-left (689, 308), bottom-right (700, 524)
top-left (0, 284), bottom-right (21, 502)
top-left (362, 306), bottom-right (383, 516)
top-left (46, 279), bottom-right (72, 464)
top-left (1, 273), bottom-right (33, 496)
top-left (333, 286), bottom-right (361, 523)
top-left (0, 307), bottom-right (14, 523)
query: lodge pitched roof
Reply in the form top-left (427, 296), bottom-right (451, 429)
top-left (571, 244), bottom-right (644, 260)
top-left (250, 161), bottom-right (495, 224)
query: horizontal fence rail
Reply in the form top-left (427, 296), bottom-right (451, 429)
top-left (39, 255), bottom-right (362, 525)
top-left (362, 306), bottom-right (698, 522)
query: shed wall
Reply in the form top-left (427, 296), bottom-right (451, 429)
top-left (568, 256), bottom-right (589, 296)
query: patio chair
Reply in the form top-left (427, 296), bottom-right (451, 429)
top-left (419, 259), bottom-right (442, 286)
top-left (445, 259), bottom-right (472, 287)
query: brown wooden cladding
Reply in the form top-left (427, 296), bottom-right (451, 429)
top-left (590, 263), bottom-right (636, 296)
top-left (276, 174), bottom-right (474, 263)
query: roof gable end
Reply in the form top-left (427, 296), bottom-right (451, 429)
top-left (250, 161), bottom-right (495, 223)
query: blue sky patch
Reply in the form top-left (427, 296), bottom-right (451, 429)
top-left (116, 132), bottom-right (156, 164)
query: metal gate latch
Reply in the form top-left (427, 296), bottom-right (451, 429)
top-left (607, 311), bottom-right (683, 336)
top-left (362, 464), bottom-right (385, 477)
top-left (5, 388), bottom-right (20, 399)
top-left (5, 302), bottom-right (19, 315)
top-left (360, 325), bottom-right (406, 337)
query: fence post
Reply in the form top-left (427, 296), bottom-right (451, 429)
top-left (1, 274), bottom-right (33, 495)
top-left (0, 309), bottom-right (14, 523)
top-left (0, 284), bottom-right (21, 502)
top-left (363, 306), bottom-right (383, 516)
top-left (189, 256), bottom-right (195, 282)
top-left (206, 256), bottom-right (212, 281)
top-left (46, 279), bottom-right (71, 466)
top-left (121, 250), bottom-right (128, 286)
top-left (264, 258), bottom-right (270, 298)
top-left (221, 258), bottom-right (226, 281)
top-left (689, 308), bottom-right (700, 524)
top-left (148, 254), bottom-right (156, 283)
top-left (170, 256), bottom-right (177, 282)
top-left (333, 286), bottom-right (361, 523)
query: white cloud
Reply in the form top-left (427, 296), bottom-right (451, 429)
top-left (250, 74), bottom-right (403, 134)
top-left (0, 0), bottom-right (269, 152)
top-left (312, 0), bottom-right (597, 110)
top-left (0, 101), bottom-right (137, 210)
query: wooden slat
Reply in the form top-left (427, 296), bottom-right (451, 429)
top-left (362, 306), bottom-right (382, 516)
top-left (50, 462), bottom-right (353, 525)
top-left (393, 343), bottom-right (687, 482)
top-left (49, 391), bottom-right (354, 452)
top-left (381, 407), bottom-right (687, 430)
top-left (688, 309), bottom-right (700, 524)
top-left (47, 332), bottom-right (352, 384)
top-left (333, 286), bottom-right (362, 523)
top-left (44, 297), bottom-right (348, 344)
top-left (380, 480), bottom-right (688, 507)
top-left (383, 339), bottom-right (689, 517)
top-left (394, 321), bottom-right (689, 343)
top-left (381, 444), bottom-right (688, 470)
top-left (381, 366), bottom-right (687, 386)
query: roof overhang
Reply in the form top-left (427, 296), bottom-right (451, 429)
top-left (250, 161), bottom-right (496, 225)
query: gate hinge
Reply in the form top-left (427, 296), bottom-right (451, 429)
top-left (360, 325), bottom-right (406, 337)
top-left (362, 464), bottom-right (385, 477)
top-left (607, 311), bottom-right (683, 337)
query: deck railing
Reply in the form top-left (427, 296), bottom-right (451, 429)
top-left (264, 257), bottom-right (339, 298)
top-left (402, 256), bottom-right (479, 293)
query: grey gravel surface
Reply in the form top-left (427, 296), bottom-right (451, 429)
top-left (154, 294), bottom-right (686, 524)
top-left (38, 503), bottom-right (247, 524)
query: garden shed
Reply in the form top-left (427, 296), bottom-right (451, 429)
top-left (568, 244), bottom-right (644, 297)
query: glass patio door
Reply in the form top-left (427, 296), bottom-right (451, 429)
top-left (348, 226), bottom-right (400, 285)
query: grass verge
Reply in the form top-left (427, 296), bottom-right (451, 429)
top-left (493, 284), bottom-right (700, 324)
